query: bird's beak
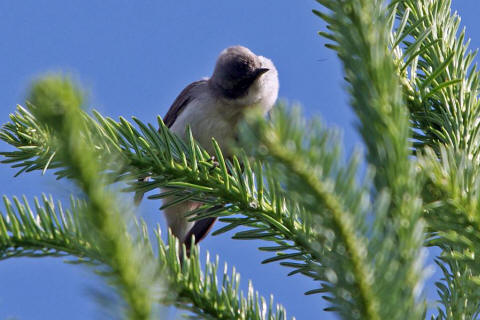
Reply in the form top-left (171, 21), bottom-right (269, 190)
top-left (255, 68), bottom-right (270, 77)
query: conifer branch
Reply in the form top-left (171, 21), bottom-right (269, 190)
top-left (0, 194), bottom-right (290, 320)
top-left (1, 102), bottom-right (367, 305)
top-left (315, 0), bottom-right (425, 319)
top-left (388, 1), bottom-right (480, 317)
top-left (25, 76), bottom-right (161, 320)
top-left (391, 0), bottom-right (480, 157)
top-left (0, 195), bottom-right (100, 262)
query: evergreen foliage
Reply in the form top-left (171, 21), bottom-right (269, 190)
top-left (1, 0), bottom-right (480, 319)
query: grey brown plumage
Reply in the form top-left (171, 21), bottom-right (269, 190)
top-left (136, 80), bottom-right (217, 250)
top-left (163, 80), bottom-right (208, 127)
top-left (135, 45), bottom-right (278, 254)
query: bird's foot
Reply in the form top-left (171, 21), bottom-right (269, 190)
top-left (208, 156), bottom-right (219, 172)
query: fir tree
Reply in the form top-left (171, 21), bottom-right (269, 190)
top-left (1, 0), bottom-right (480, 319)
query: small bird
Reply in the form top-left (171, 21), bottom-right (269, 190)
top-left (140, 46), bottom-right (279, 251)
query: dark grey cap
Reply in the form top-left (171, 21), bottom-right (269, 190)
top-left (209, 46), bottom-right (269, 99)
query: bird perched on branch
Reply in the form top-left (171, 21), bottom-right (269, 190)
top-left (138, 45), bottom-right (279, 252)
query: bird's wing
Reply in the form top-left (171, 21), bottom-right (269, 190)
top-left (136, 79), bottom-right (218, 247)
top-left (163, 80), bottom-right (218, 248)
top-left (134, 80), bottom-right (208, 205)
top-left (163, 79), bottom-right (208, 128)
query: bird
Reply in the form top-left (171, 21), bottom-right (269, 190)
top-left (138, 45), bottom-right (279, 252)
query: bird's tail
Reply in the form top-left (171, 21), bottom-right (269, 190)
top-left (183, 216), bottom-right (218, 255)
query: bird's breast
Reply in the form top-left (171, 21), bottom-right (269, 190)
top-left (169, 97), bottom-right (238, 156)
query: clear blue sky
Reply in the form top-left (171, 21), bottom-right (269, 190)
top-left (0, 1), bottom-right (479, 319)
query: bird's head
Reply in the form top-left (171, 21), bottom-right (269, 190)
top-left (209, 46), bottom-right (278, 108)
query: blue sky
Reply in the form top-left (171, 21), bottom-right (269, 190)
top-left (0, 1), bottom-right (479, 319)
